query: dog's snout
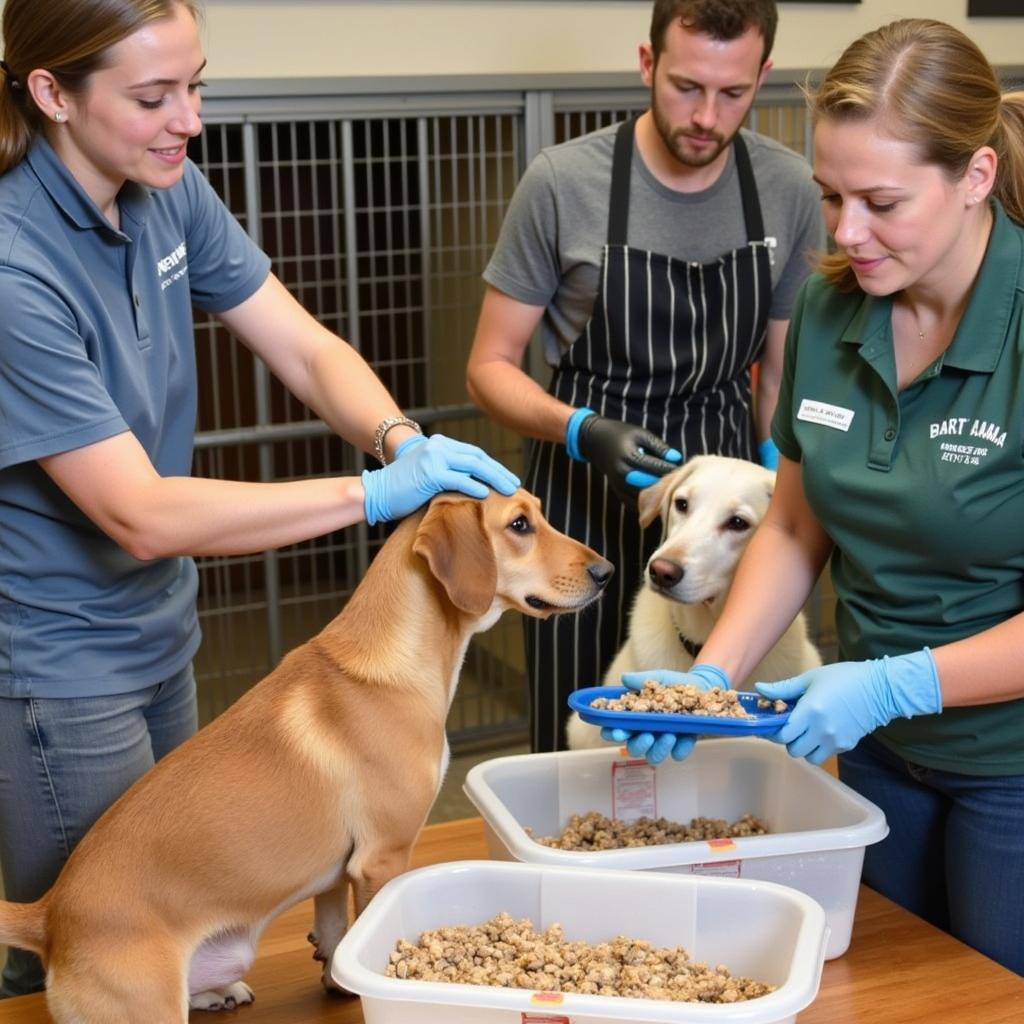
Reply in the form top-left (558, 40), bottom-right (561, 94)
top-left (649, 558), bottom-right (683, 589)
top-left (588, 560), bottom-right (614, 589)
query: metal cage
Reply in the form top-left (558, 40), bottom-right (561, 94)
top-left (188, 72), bottom-right (833, 741)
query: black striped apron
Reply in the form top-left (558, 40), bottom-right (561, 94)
top-left (524, 116), bottom-right (772, 752)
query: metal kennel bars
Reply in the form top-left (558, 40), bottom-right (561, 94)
top-left (186, 68), bottom-right (1020, 744)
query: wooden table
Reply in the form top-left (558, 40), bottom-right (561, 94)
top-left (2, 817), bottom-right (1022, 1023)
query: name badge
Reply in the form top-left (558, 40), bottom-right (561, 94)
top-left (797, 399), bottom-right (855, 432)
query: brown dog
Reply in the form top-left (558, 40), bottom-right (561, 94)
top-left (0, 490), bottom-right (612, 1023)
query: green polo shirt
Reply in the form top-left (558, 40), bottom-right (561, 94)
top-left (773, 200), bottom-right (1024, 776)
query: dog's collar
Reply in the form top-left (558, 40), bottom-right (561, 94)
top-left (677, 631), bottom-right (703, 659)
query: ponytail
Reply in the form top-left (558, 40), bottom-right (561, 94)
top-left (995, 92), bottom-right (1024, 225)
top-left (0, 61), bottom-right (38, 176)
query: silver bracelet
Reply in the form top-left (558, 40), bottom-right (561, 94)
top-left (373, 415), bottom-right (422, 465)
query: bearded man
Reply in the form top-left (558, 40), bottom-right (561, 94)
top-left (466, 0), bottom-right (824, 752)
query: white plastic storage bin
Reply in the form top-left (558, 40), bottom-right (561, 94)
top-left (464, 739), bottom-right (888, 960)
top-left (332, 860), bottom-right (828, 1024)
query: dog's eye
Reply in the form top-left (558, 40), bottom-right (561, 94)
top-left (508, 515), bottom-right (532, 534)
top-left (674, 497), bottom-right (689, 514)
top-left (725, 516), bottom-right (750, 532)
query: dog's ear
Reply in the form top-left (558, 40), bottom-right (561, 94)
top-left (638, 469), bottom-right (681, 529)
top-left (412, 494), bottom-right (498, 616)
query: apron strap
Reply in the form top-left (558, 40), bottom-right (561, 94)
top-left (733, 132), bottom-right (765, 243)
top-left (607, 115), bottom-right (639, 246)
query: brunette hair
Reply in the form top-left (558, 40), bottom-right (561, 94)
top-left (0, 0), bottom-right (200, 175)
top-left (649, 0), bottom-right (778, 65)
top-left (809, 18), bottom-right (1024, 291)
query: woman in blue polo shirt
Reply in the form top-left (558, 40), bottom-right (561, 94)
top-left (604, 20), bottom-right (1024, 974)
top-left (0, 0), bottom-right (518, 997)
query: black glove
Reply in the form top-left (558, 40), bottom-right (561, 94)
top-left (565, 407), bottom-right (682, 504)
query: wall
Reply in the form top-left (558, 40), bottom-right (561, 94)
top-left (2, 1), bottom-right (1019, 82)
top-left (192, 1), bottom-right (1020, 80)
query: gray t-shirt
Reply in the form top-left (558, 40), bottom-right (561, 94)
top-left (484, 122), bottom-right (825, 366)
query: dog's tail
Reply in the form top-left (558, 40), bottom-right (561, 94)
top-left (0, 899), bottom-right (48, 957)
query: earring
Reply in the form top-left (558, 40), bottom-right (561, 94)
top-left (53, 111), bottom-right (65, 122)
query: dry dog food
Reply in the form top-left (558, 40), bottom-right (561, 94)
top-left (591, 680), bottom-right (786, 717)
top-left (386, 911), bottom-right (775, 1003)
top-left (530, 811), bottom-right (769, 851)
top-left (592, 680), bottom-right (749, 717)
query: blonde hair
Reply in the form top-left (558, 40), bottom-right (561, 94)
top-left (808, 19), bottom-right (1024, 292)
top-left (0, 0), bottom-right (200, 176)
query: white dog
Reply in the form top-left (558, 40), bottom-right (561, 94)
top-left (567, 455), bottom-right (821, 749)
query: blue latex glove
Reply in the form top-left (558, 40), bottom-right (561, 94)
top-left (565, 407), bottom-right (682, 504)
top-left (755, 649), bottom-right (942, 766)
top-left (758, 438), bottom-right (780, 470)
top-left (361, 433), bottom-right (520, 525)
top-left (599, 664), bottom-right (732, 765)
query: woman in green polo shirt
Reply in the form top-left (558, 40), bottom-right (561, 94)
top-left (603, 20), bottom-right (1024, 974)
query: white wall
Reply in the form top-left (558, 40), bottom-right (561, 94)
top-left (191, 1), bottom-right (1022, 80)
top-left (1, 1), bottom-right (1020, 80)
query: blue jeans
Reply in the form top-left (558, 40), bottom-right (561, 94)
top-left (839, 734), bottom-right (1024, 976)
top-left (0, 666), bottom-right (197, 997)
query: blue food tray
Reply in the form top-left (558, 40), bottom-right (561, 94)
top-left (568, 686), bottom-right (794, 736)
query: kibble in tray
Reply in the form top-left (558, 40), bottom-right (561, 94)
top-left (528, 810), bottom-right (769, 851)
top-left (386, 911), bottom-right (775, 1003)
top-left (568, 682), bottom-right (794, 737)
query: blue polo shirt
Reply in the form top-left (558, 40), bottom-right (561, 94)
top-left (0, 138), bottom-right (270, 698)
top-left (773, 200), bottom-right (1024, 775)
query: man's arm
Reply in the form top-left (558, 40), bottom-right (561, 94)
top-left (466, 285), bottom-right (574, 444)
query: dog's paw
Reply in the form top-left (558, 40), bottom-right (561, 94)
top-left (307, 930), bottom-right (332, 964)
top-left (307, 930), bottom-right (328, 963)
top-left (189, 981), bottom-right (255, 1012)
top-left (310, 930), bottom-right (352, 996)
top-left (321, 965), bottom-right (355, 997)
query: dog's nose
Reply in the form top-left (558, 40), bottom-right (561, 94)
top-left (588, 560), bottom-right (615, 588)
top-left (649, 558), bottom-right (683, 588)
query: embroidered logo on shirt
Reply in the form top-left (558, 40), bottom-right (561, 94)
top-left (157, 241), bottom-right (188, 290)
top-left (797, 399), bottom-right (854, 432)
top-left (930, 417), bottom-right (1006, 466)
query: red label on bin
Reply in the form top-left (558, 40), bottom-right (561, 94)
top-left (707, 837), bottom-right (737, 852)
top-left (611, 759), bottom-right (657, 819)
top-left (522, 1014), bottom-right (570, 1024)
top-left (530, 991), bottom-right (564, 1005)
